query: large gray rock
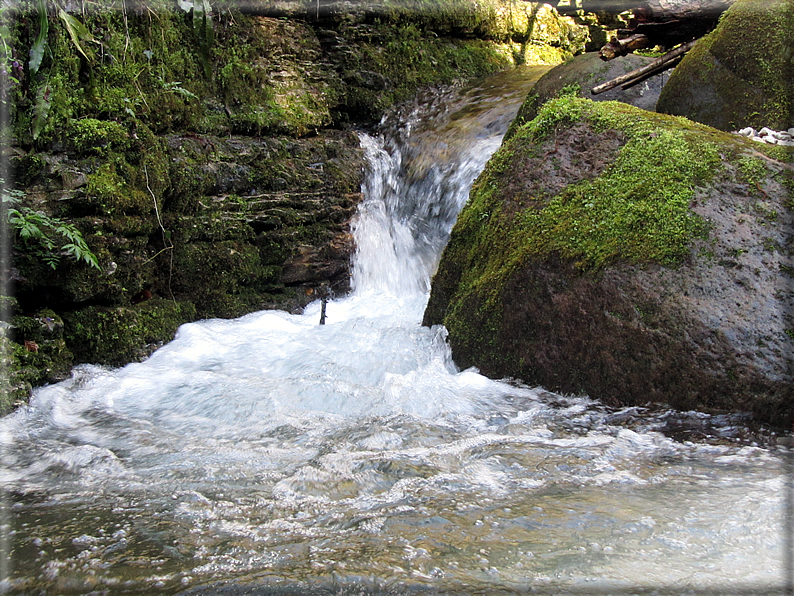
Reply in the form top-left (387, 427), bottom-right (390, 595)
top-left (505, 52), bottom-right (671, 140)
top-left (656, 0), bottom-right (794, 131)
top-left (424, 96), bottom-right (794, 426)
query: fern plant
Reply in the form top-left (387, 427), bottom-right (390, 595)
top-left (3, 182), bottom-right (100, 270)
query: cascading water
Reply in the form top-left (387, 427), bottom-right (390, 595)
top-left (1, 66), bottom-right (790, 596)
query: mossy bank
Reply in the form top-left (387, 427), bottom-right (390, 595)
top-left (424, 96), bottom-right (794, 426)
top-left (1, 0), bottom-right (592, 412)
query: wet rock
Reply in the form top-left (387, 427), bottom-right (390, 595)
top-left (62, 299), bottom-right (197, 367)
top-left (425, 97), bottom-right (794, 426)
top-left (656, 0), bottom-right (794, 131)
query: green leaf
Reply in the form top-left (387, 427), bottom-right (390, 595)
top-left (6, 199), bottom-right (101, 271)
top-left (43, 254), bottom-right (60, 269)
top-left (32, 83), bottom-right (52, 140)
top-left (194, 0), bottom-right (214, 79)
top-left (58, 9), bottom-right (96, 63)
top-left (28, 1), bottom-right (49, 75)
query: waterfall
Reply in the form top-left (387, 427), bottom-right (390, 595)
top-left (1, 67), bottom-right (788, 596)
top-left (351, 86), bottom-right (508, 299)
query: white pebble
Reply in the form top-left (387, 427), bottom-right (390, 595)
top-left (733, 126), bottom-right (793, 145)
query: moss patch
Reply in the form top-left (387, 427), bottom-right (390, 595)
top-left (1, 308), bottom-right (74, 414)
top-left (62, 299), bottom-right (196, 366)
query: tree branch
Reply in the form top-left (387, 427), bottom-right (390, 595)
top-left (591, 38), bottom-right (697, 95)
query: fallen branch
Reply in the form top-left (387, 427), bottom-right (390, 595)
top-left (591, 39), bottom-right (697, 95)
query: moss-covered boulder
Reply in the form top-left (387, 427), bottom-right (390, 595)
top-left (424, 96), bottom-right (794, 426)
top-left (505, 52), bottom-right (672, 141)
top-left (656, 0), bottom-right (794, 131)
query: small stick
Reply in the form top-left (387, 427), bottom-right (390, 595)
top-left (319, 298), bottom-right (327, 325)
top-left (598, 34), bottom-right (651, 61)
top-left (592, 39), bottom-right (698, 95)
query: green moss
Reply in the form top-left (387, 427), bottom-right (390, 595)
top-left (84, 162), bottom-right (152, 216)
top-left (0, 335), bottom-right (32, 414)
top-left (62, 299), bottom-right (196, 366)
top-left (737, 155), bottom-right (770, 187)
top-left (522, 128), bottom-right (715, 268)
top-left (0, 308), bottom-right (75, 411)
top-left (169, 241), bottom-right (280, 317)
top-left (67, 118), bottom-right (131, 154)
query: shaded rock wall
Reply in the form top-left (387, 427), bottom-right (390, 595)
top-left (424, 97), bottom-right (794, 426)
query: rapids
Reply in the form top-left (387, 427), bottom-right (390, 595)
top-left (1, 66), bottom-right (791, 595)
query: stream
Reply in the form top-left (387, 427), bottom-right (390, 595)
top-left (1, 65), bottom-right (791, 595)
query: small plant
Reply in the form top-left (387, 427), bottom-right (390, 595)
top-left (3, 181), bottom-right (100, 270)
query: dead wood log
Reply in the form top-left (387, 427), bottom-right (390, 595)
top-left (599, 33), bottom-right (651, 60)
top-left (555, 0), bottom-right (737, 19)
top-left (635, 0), bottom-right (738, 21)
top-left (553, 0), bottom-right (737, 59)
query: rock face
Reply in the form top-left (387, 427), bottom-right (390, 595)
top-left (424, 96), bottom-right (794, 426)
top-left (505, 52), bottom-right (671, 140)
top-left (656, 0), bottom-right (794, 131)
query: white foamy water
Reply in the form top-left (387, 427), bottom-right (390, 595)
top-left (1, 66), bottom-right (791, 595)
